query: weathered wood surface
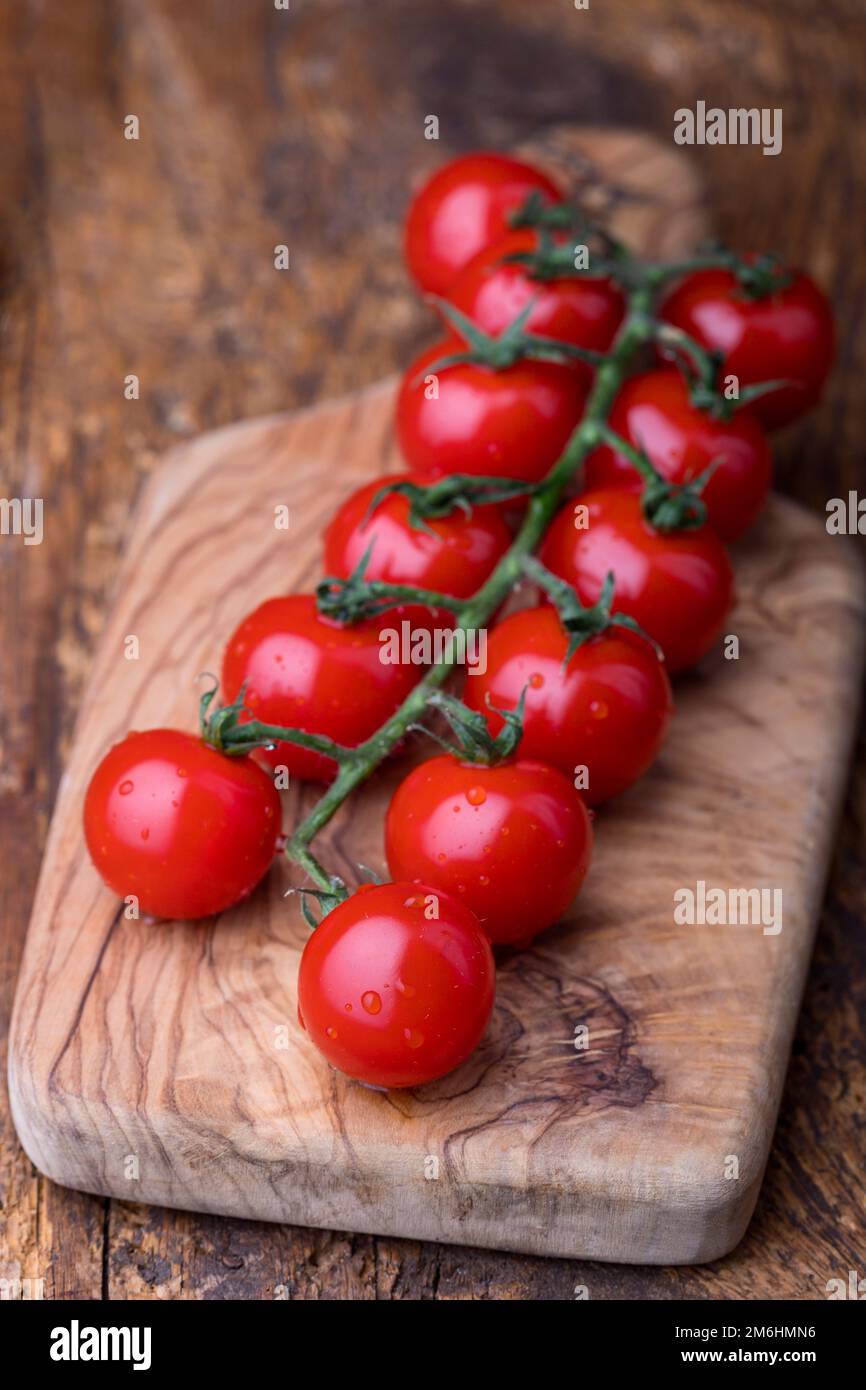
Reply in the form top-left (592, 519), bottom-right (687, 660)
top-left (2, 0), bottom-right (865, 1298)
top-left (9, 375), bottom-right (866, 1263)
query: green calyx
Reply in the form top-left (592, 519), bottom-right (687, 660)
top-left (364, 474), bottom-right (537, 536)
top-left (285, 881), bottom-right (349, 930)
top-left (508, 189), bottom-right (582, 232)
top-left (316, 546), bottom-right (463, 624)
top-left (425, 297), bottom-right (604, 373)
top-left (688, 375), bottom-right (793, 422)
top-left (198, 677), bottom-right (352, 765)
top-left (524, 557), bottom-right (662, 663)
top-left (507, 191), bottom-right (632, 283)
top-left (726, 248), bottom-right (793, 302)
top-left (412, 688), bottom-right (526, 766)
top-left (651, 318), bottom-right (790, 422)
top-left (596, 424), bottom-right (712, 532)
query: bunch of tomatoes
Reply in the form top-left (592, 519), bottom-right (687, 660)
top-left (84, 152), bottom-right (834, 1092)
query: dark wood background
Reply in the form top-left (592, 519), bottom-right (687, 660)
top-left (1, 0), bottom-right (864, 1300)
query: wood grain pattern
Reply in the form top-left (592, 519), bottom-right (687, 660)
top-left (9, 366), bottom-right (865, 1261)
top-left (2, 0), bottom-right (866, 1298)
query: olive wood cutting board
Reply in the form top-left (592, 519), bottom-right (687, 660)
top-left (9, 128), bottom-right (865, 1264)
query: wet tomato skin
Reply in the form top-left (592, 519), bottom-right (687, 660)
top-left (463, 606), bottom-right (673, 805)
top-left (540, 487), bottom-right (734, 676)
top-left (396, 339), bottom-right (587, 484)
top-left (659, 267), bottom-right (834, 431)
top-left (385, 755), bottom-right (593, 947)
top-left (323, 472), bottom-right (512, 601)
top-left (446, 227), bottom-right (625, 355)
top-left (83, 728), bottom-right (281, 920)
top-left (585, 366), bottom-right (772, 542)
top-left (296, 882), bottom-right (495, 1089)
top-left (404, 152), bottom-right (563, 295)
top-left (221, 594), bottom-right (422, 782)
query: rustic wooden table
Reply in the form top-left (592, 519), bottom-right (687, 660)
top-left (1, 0), bottom-right (864, 1300)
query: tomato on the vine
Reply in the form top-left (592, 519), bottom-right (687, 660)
top-left (446, 227), bottom-right (625, 355)
top-left (396, 339), bottom-right (587, 483)
top-left (585, 367), bottom-right (772, 542)
top-left (323, 472), bottom-right (512, 604)
top-left (463, 606), bottom-right (672, 805)
top-left (404, 152), bottom-right (563, 296)
top-left (83, 729), bottom-right (281, 920)
top-left (385, 754), bottom-right (592, 947)
top-left (659, 266), bottom-right (834, 431)
top-left (221, 594), bottom-right (422, 782)
top-left (297, 882), bottom-right (495, 1088)
top-left (540, 488), bottom-right (734, 676)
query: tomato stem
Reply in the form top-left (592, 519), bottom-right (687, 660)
top-left (284, 281), bottom-right (660, 892)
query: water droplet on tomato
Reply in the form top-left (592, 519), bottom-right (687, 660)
top-left (466, 786), bottom-right (486, 806)
top-left (361, 990), bottom-right (382, 1015)
top-left (529, 672), bottom-right (544, 689)
top-left (478, 874), bottom-right (490, 886)
top-left (176, 768), bottom-right (188, 779)
top-left (119, 780), bottom-right (134, 795)
top-left (404, 1028), bottom-right (424, 1049)
top-left (590, 699), bottom-right (609, 720)
top-left (396, 979), bottom-right (415, 998)
top-left (326, 1026), bottom-right (338, 1040)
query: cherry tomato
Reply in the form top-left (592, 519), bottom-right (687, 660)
top-left (659, 266), bottom-right (834, 431)
top-left (585, 367), bottom-right (771, 542)
top-left (83, 729), bottom-right (281, 920)
top-left (463, 606), bottom-right (672, 805)
top-left (447, 227), bottom-right (625, 354)
top-left (221, 594), bottom-right (422, 782)
top-left (404, 152), bottom-right (563, 296)
top-left (385, 755), bottom-right (593, 947)
top-left (297, 881), bottom-right (495, 1088)
top-left (540, 488), bottom-right (734, 676)
top-left (396, 339), bottom-right (587, 483)
top-left (323, 472), bottom-right (512, 606)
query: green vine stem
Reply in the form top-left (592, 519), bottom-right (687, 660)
top-left (237, 244), bottom-right (774, 899)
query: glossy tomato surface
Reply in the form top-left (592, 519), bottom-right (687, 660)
top-left (83, 729), bottom-right (281, 920)
top-left (659, 267), bottom-right (834, 431)
top-left (404, 152), bottom-right (563, 295)
top-left (396, 339), bottom-right (587, 483)
top-left (323, 472), bottom-right (512, 601)
top-left (464, 606), bottom-right (672, 804)
top-left (540, 488), bottom-right (734, 676)
top-left (385, 755), bottom-right (593, 946)
top-left (447, 227), bottom-right (625, 354)
top-left (221, 594), bottom-right (422, 781)
top-left (297, 882), bottom-right (495, 1088)
top-left (585, 367), bottom-right (772, 542)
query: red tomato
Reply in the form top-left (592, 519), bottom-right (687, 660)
top-left (659, 267), bottom-right (834, 431)
top-left (323, 472), bottom-right (512, 604)
top-left (585, 367), bottom-right (772, 542)
top-left (83, 729), bottom-right (281, 920)
top-left (447, 227), bottom-right (625, 354)
top-left (221, 594), bottom-right (422, 782)
top-left (297, 882), bottom-right (495, 1088)
top-left (463, 606), bottom-right (672, 805)
top-left (385, 755), bottom-right (593, 946)
top-left (540, 488), bottom-right (734, 676)
top-left (404, 152), bottom-right (563, 296)
top-left (396, 339), bottom-right (587, 483)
